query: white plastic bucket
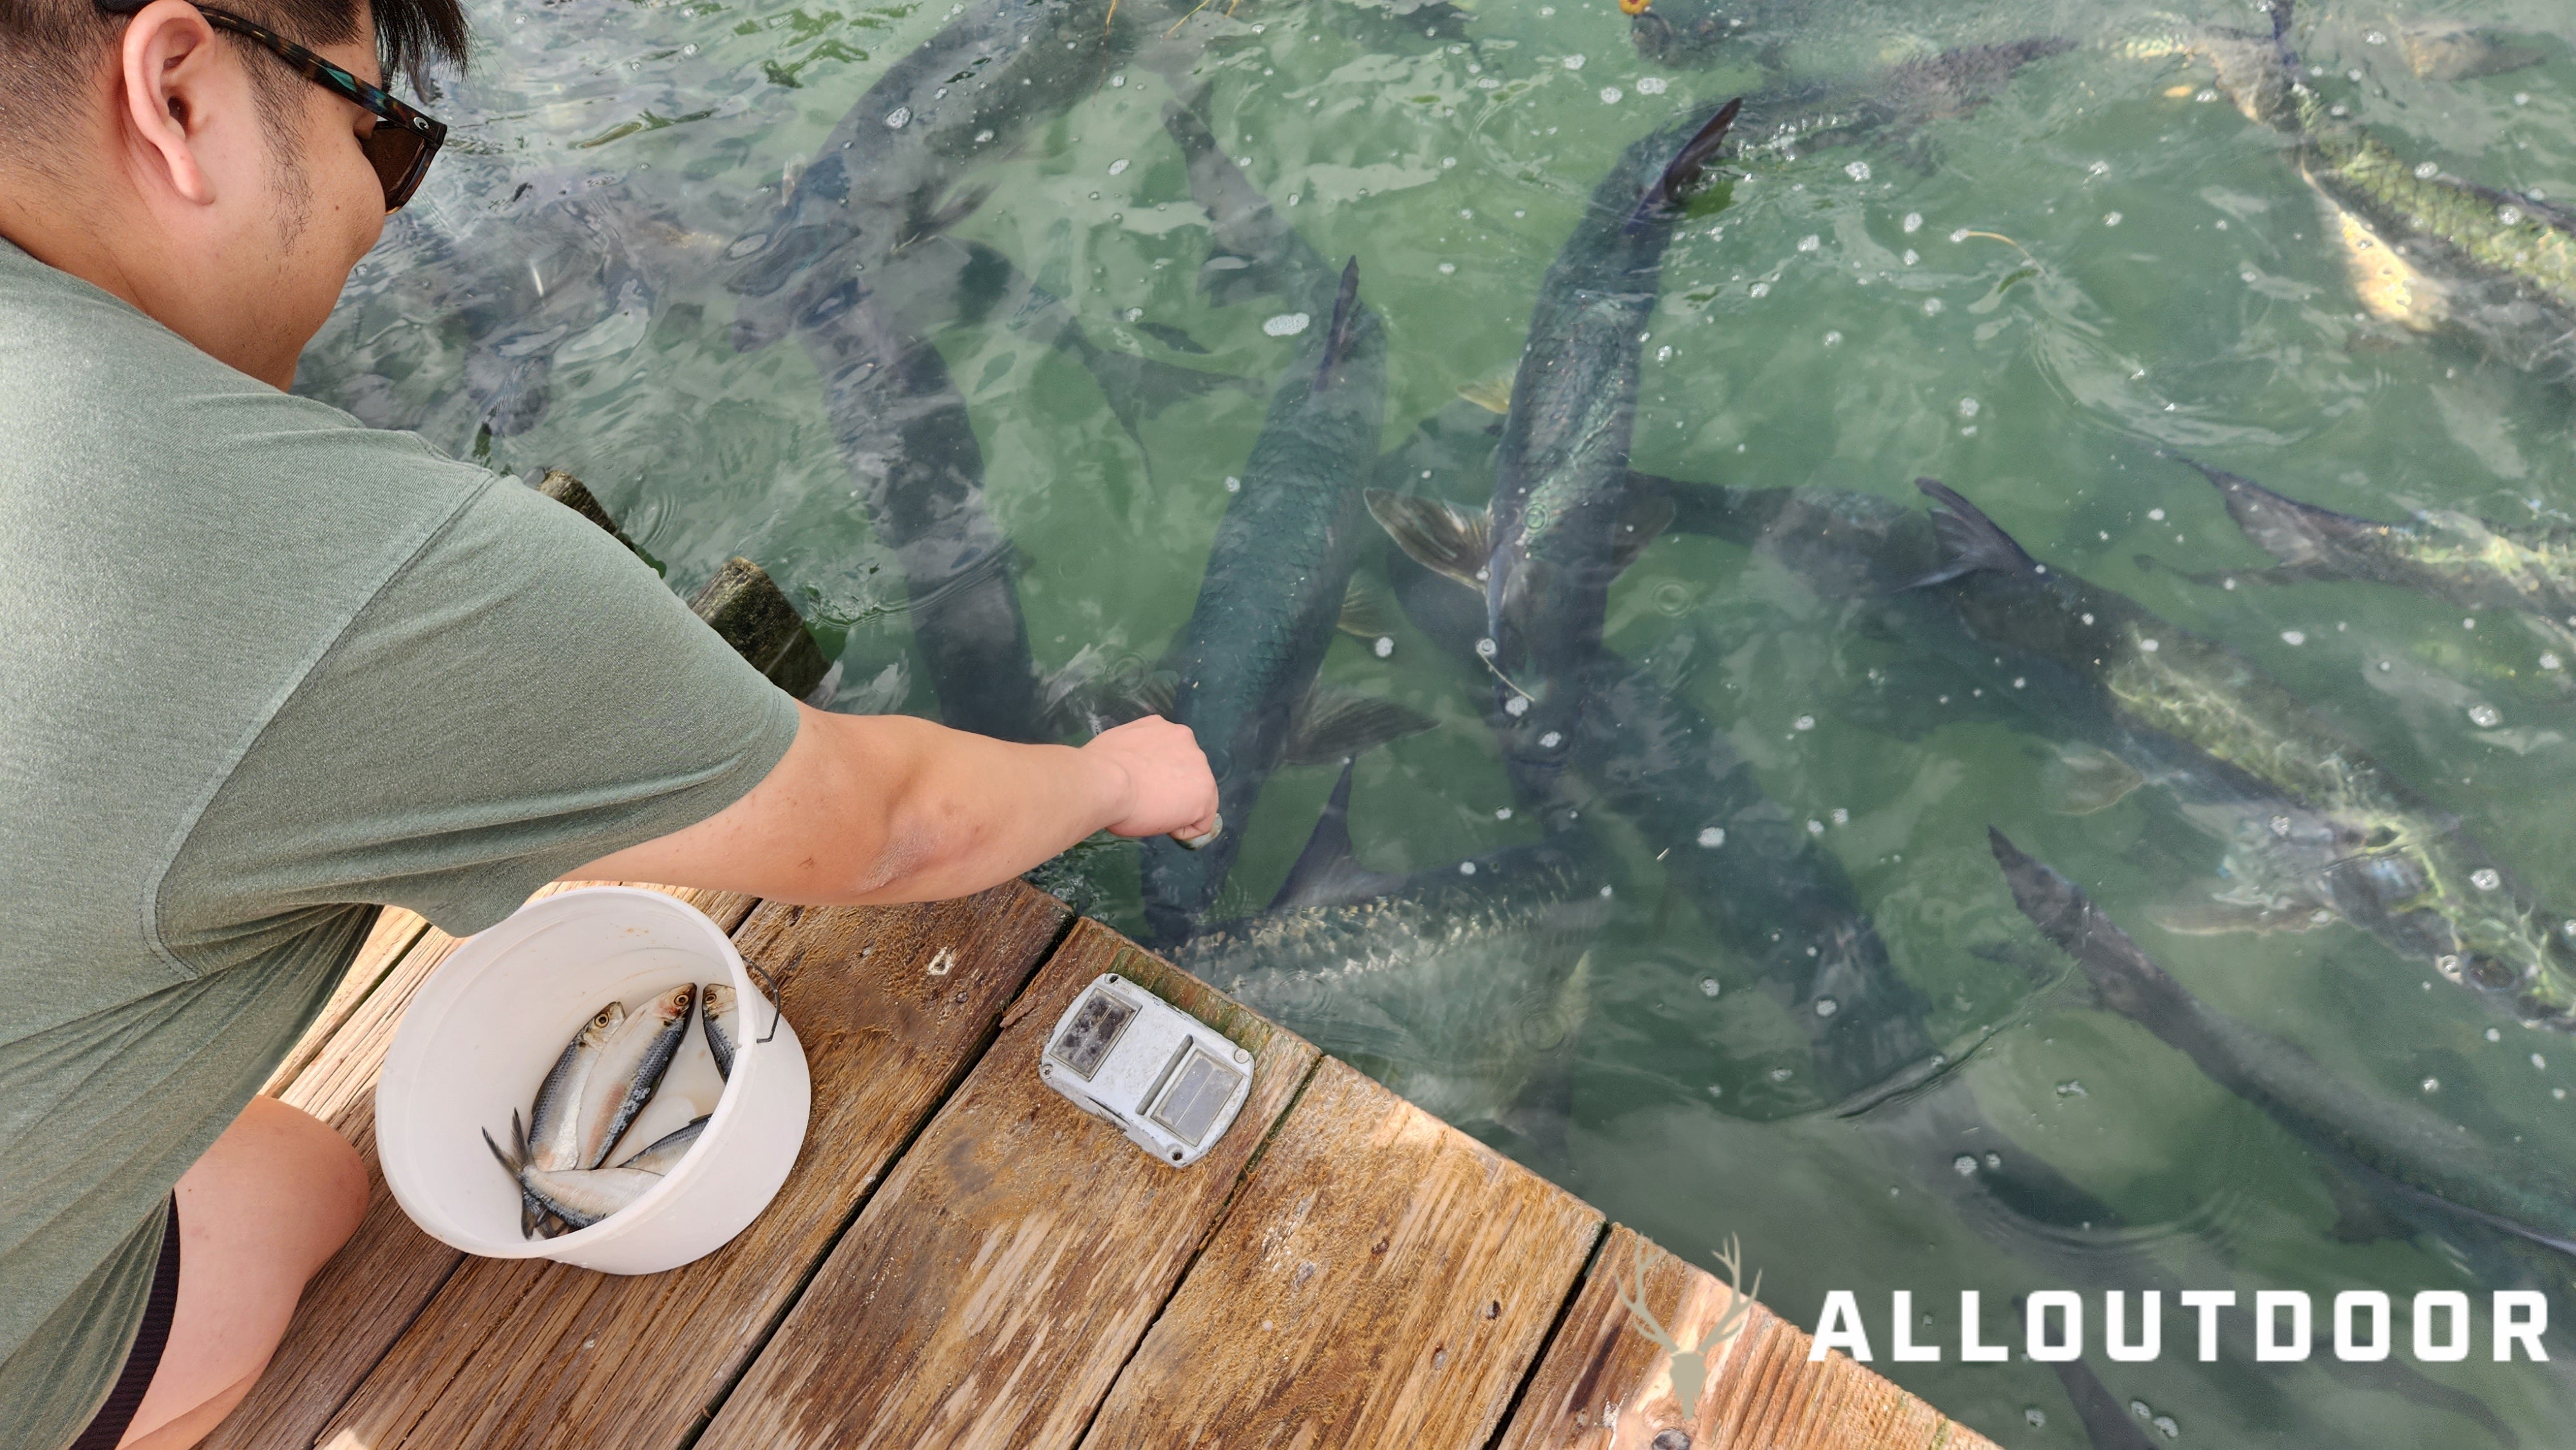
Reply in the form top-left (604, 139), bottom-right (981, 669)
top-left (377, 887), bottom-right (811, 1274)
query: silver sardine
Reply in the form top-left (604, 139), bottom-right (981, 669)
top-left (574, 984), bottom-right (694, 1169)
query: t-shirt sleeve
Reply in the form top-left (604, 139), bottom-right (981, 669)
top-left (160, 476), bottom-right (801, 948)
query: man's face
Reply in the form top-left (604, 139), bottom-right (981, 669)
top-left (220, 17), bottom-right (392, 378)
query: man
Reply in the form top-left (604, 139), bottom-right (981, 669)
top-left (0, 0), bottom-right (1220, 1445)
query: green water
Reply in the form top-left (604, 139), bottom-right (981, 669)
top-left (301, 0), bottom-right (2576, 1440)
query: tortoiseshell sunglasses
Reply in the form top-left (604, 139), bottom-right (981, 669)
top-left (93, 0), bottom-right (447, 212)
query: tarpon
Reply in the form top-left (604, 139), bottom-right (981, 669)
top-left (2161, 454), bottom-right (2576, 650)
top-left (1135, 105), bottom-right (1430, 943)
top-left (1993, 829), bottom-right (2576, 1257)
top-left (1660, 473), bottom-right (2576, 1029)
top-left (2145, 1), bottom-right (2576, 382)
top-left (1372, 97), bottom-right (1741, 799)
top-left (1168, 764), bottom-right (1609, 1129)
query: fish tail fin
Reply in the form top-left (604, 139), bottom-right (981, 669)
top-left (1367, 490), bottom-right (1492, 592)
top-left (1268, 760), bottom-right (1409, 910)
top-left (485, 1123), bottom-right (524, 1178)
top-left (1651, 97), bottom-right (1745, 216)
top-left (1899, 478), bottom-right (2040, 590)
top-left (1315, 258), bottom-right (1365, 391)
top-left (1337, 578), bottom-right (1396, 639)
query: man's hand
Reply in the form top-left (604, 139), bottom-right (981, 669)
top-left (1083, 715), bottom-right (1219, 842)
top-left (574, 704), bottom-right (1221, 906)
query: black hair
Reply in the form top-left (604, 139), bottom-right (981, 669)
top-left (0, 0), bottom-right (468, 169)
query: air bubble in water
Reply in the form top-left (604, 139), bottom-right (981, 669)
top-left (2488, 1027), bottom-right (2505, 1042)
top-left (1954, 1154), bottom-right (1978, 1176)
top-left (1700, 977), bottom-right (1722, 998)
top-left (1636, 76), bottom-right (1668, 95)
top-left (2140, 638), bottom-right (2160, 652)
top-left (1698, 827), bottom-right (1726, 848)
top-left (1495, 807), bottom-right (1513, 820)
top-left (2417, 161), bottom-right (2439, 179)
top-left (1539, 731), bottom-right (1564, 749)
top-left (1108, 158), bottom-right (1130, 176)
top-left (1459, 861), bottom-right (1477, 876)
top-left (1374, 636), bottom-right (1394, 658)
top-left (2057, 1080), bottom-right (2087, 1097)
top-left (2470, 704), bottom-right (2501, 728)
top-left (1600, 87), bottom-right (1624, 104)
top-left (2282, 630), bottom-right (2306, 645)
top-left (1984, 1152), bottom-right (2002, 1169)
top-left (884, 106), bottom-right (912, 128)
top-left (1561, 52), bottom-right (1585, 70)
top-left (1815, 998), bottom-right (1839, 1017)
top-left (2423, 1077), bottom-right (2442, 1093)
top-left (1770, 1067), bottom-right (1794, 1082)
top-left (1224, 476), bottom-right (1241, 493)
top-left (2025, 1409), bottom-right (2047, 1429)
top-left (2473, 868), bottom-right (2502, 891)
top-left (1504, 695), bottom-right (1530, 717)
top-left (1798, 234), bottom-right (1821, 252)
top-left (1264, 313), bottom-right (1311, 337)
top-left (2132, 1402), bottom-right (2152, 1421)
top-left (1794, 715), bottom-right (1817, 731)
top-left (1846, 161), bottom-right (1871, 183)
top-left (2154, 1416), bottom-right (2179, 1440)
top-left (2535, 1054), bottom-right (2549, 1069)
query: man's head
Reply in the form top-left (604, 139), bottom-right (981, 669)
top-left (0, 0), bottom-right (468, 386)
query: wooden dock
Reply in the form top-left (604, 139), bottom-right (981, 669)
top-left (204, 876), bottom-right (1998, 1450)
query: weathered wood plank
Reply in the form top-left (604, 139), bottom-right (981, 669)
top-left (315, 881), bottom-right (1071, 1450)
top-left (697, 920), bottom-right (1321, 1450)
top-left (262, 907), bottom-right (431, 1097)
top-left (201, 882), bottom-right (756, 1450)
top-left (690, 556), bottom-right (830, 701)
top-left (1078, 1055), bottom-right (1604, 1450)
top-left (1495, 1225), bottom-right (1994, 1450)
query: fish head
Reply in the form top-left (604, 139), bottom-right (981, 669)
top-left (646, 983), bottom-right (697, 1024)
top-left (578, 1001), bottom-right (627, 1047)
top-left (1627, 0), bottom-right (1753, 68)
top-left (702, 981), bottom-right (737, 1019)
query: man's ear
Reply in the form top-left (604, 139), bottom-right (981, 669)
top-left (118, 0), bottom-right (227, 206)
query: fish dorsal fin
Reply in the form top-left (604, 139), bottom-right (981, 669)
top-left (1282, 685), bottom-right (1439, 766)
top-left (1269, 760), bottom-right (1408, 910)
top-left (1367, 490), bottom-right (1492, 592)
top-left (1902, 478), bottom-right (2040, 590)
top-left (1629, 96), bottom-right (1745, 232)
top-left (1612, 485), bottom-right (1676, 574)
top-left (1315, 258), bottom-right (1365, 391)
top-left (1337, 578), bottom-right (1395, 639)
top-left (2172, 454), bottom-right (2369, 567)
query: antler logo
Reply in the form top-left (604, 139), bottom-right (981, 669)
top-left (1614, 1234), bottom-right (1761, 1422)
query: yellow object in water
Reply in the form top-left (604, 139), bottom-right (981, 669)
top-left (1456, 375), bottom-right (1513, 413)
top-left (1620, 0), bottom-right (1650, 14)
top-left (2311, 179), bottom-right (2443, 332)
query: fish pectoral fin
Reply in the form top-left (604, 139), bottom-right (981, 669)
top-left (1281, 685), bottom-right (1438, 766)
top-left (1337, 579), bottom-right (1396, 639)
top-left (1366, 490), bottom-right (1492, 592)
top-left (1083, 348), bottom-right (1255, 431)
top-left (2040, 743), bottom-right (2145, 815)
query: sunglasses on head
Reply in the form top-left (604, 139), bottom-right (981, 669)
top-left (93, 0), bottom-right (447, 212)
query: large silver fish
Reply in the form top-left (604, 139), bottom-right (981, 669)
top-left (1168, 764), bottom-right (1609, 1129)
top-left (574, 984), bottom-right (695, 1169)
top-left (1136, 104), bottom-right (1426, 944)
top-left (1993, 830), bottom-right (2576, 1258)
top-left (2162, 455), bottom-right (2576, 652)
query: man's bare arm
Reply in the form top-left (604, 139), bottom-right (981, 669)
top-left (573, 708), bottom-right (1217, 905)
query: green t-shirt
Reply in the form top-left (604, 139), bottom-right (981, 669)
top-left (0, 241), bottom-right (801, 1450)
